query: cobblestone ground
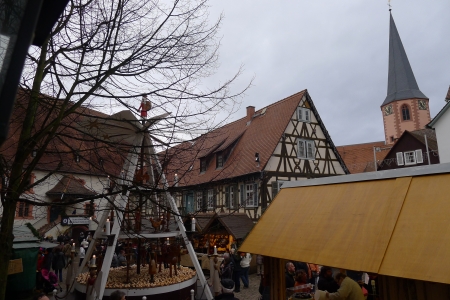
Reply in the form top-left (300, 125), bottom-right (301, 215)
top-left (233, 273), bottom-right (262, 300)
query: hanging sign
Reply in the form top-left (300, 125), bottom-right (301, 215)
top-left (61, 216), bottom-right (89, 226)
top-left (8, 258), bottom-right (23, 275)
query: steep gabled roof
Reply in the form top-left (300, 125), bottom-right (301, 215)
top-left (46, 175), bottom-right (97, 198)
top-left (382, 13), bottom-right (427, 106)
top-left (164, 90), bottom-right (308, 186)
top-left (380, 128), bottom-right (438, 164)
top-left (202, 213), bottom-right (254, 240)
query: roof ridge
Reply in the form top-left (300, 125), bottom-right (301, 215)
top-left (337, 141), bottom-right (385, 147)
top-left (188, 89), bottom-right (307, 141)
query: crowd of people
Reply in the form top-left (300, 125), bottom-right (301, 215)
top-left (285, 262), bottom-right (378, 300)
top-left (208, 249), bottom-right (269, 300)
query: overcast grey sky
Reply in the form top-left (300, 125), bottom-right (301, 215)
top-left (204, 0), bottom-right (450, 146)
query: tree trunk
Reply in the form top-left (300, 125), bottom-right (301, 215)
top-left (0, 198), bottom-right (17, 299)
top-left (0, 38), bottom-right (48, 300)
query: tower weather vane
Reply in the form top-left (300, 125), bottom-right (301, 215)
top-left (388, 0), bottom-right (392, 11)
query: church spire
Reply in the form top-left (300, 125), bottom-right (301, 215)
top-left (382, 13), bottom-right (427, 106)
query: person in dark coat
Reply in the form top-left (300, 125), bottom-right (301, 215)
top-left (318, 266), bottom-right (340, 293)
top-left (42, 248), bottom-right (53, 271)
top-left (215, 278), bottom-right (239, 300)
top-left (285, 262), bottom-right (296, 288)
top-left (231, 249), bottom-right (241, 292)
top-left (52, 248), bottom-right (65, 282)
top-left (220, 253), bottom-right (234, 280)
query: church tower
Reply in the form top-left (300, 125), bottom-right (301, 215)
top-left (381, 12), bottom-right (430, 145)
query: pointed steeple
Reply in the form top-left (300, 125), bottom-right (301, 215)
top-left (382, 13), bottom-right (427, 106)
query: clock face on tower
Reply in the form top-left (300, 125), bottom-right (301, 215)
top-left (418, 99), bottom-right (428, 110)
top-left (384, 104), bottom-right (393, 116)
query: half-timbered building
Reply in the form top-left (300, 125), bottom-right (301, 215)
top-left (164, 90), bottom-right (348, 220)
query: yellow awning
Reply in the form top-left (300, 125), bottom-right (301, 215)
top-left (379, 174), bottom-right (450, 284)
top-left (240, 171), bottom-right (450, 284)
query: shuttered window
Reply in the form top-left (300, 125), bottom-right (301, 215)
top-left (271, 181), bottom-right (278, 199)
top-left (297, 107), bottom-right (311, 122)
top-left (415, 150), bottom-right (424, 164)
top-left (298, 139), bottom-right (315, 160)
top-left (225, 186), bottom-right (235, 208)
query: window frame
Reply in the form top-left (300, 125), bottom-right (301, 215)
top-left (242, 182), bottom-right (258, 208)
top-left (207, 189), bottom-right (215, 210)
top-left (297, 139), bottom-right (315, 160)
top-left (16, 201), bottom-right (33, 219)
top-left (84, 202), bottom-right (97, 217)
top-left (404, 151), bottom-right (416, 165)
top-left (200, 159), bottom-right (207, 173)
top-left (297, 107), bottom-right (311, 123)
top-left (216, 153), bottom-right (224, 168)
top-left (196, 191), bottom-right (203, 211)
top-left (225, 185), bottom-right (236, 209)
top-left (401, 104), bottom-right (411, 121)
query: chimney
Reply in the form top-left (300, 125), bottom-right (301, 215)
top-left (445, 85), bottom-right (450, 102)
top-left (246, 106), bottom-right (255, 121)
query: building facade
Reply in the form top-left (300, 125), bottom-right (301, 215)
top-left (166, 90), bottom-right (348, 220)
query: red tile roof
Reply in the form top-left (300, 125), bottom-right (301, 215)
top-left (164, 90), bottom-right (307, 186)
top-left (336, 141), bottom-right (387, 174)
top-left (1, 89), bottom-right (126, 177)
top-left (46, 175), bottom-right (97, 197)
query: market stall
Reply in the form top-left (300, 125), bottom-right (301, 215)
top-left (240, 163), bottom-right (450, 300)
top-left (201, 213), bottom-right (254, 254)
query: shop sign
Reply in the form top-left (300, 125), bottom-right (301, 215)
top-left (61, 216), bottom-right (89, 226)
top-left (8, 258), bottom-right (23, 275)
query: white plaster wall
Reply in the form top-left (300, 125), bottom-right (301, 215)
top-left (12, 170), bottom-right (108, 231)
top-left (434, 112), bottom-right (450, 163)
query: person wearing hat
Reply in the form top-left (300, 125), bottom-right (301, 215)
top-left (215, 278), bottom-right (240, 300)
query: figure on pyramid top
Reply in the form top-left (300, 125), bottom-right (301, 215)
top-left (138, 96), bottom-right (152, 119)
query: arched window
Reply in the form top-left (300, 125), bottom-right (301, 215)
top-left (401, 104), bottom-right (410, 121)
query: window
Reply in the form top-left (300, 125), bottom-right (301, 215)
top-left (401, 150), bottom-right (424, 166)
top-left (216, 153), bottom-right (223, 168)
top-left (196, 191), bottom-right (203, 211)
top-left (240, 183), bottom-right (258, 207)
top-left (401, 105), bottom-right (410, 121)
top-left (225, 186), bottom-right (236, 208)
top-left (84, 202), bottom-right (96, 216)
top-left (16, 202), bottom-right (33, 219)
top-left (207, 189), bottom-right (215, 209)
top-left (271, 180), bottom-right (287, 199)
top-left (297, 107), bottom-right (311, 122)
top-left (297, 139), bottom-right (315, 159)
top-left (404, 151), bottom-right (415, 165)
top-left (200, 159), bottom-right (207, 172)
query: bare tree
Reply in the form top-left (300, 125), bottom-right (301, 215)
top-left (0, 0), bottom-right (249, 298)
